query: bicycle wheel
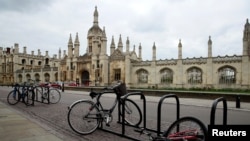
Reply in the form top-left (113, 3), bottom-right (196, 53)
top-left (120, 99), bottom-right (142, 126)
top-left (163, 116), bottom-right (208, 141)
top-left (48, 89), bottom-right (61, 104)
top-left (7, 90), bottom-right (19, 105)
top-left (67, 100), bottom-right (100, 135)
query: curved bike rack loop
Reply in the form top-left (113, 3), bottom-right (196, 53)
top-left (157, 94), bottom-right (180, 136)
top-left (210, 97), bottom-right (227, 125)
top-left (120, 92), bottom-right (146, 135)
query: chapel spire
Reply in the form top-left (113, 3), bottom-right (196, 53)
top-left (110, 36), bottom-right (115, 55)
top-left (74, 32), bottom-right (79, 44)
top-left (93, 6), bottom-right (99, 26)
top-left (208, 36), bottom-right (212, 58)
top-left (178, 39), bottom-right (182, 59)
top-left (118, 34), bottom-right (123, 52)
top-left (68, 33), bottom-right (73, 45)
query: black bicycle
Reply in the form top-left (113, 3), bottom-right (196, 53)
top-left (7, 82), bottom-right (35, 106)
top-left (67, 82), bottom-right (142, 135)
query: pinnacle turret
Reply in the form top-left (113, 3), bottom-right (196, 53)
top-left (208, 36), bottom-right (212, 58)
top-left (110, 36), bottom-right (115, 54)
top-left (93, 6), bottom-right (99, 26)
top-left (68, 34), bottom-right (73, 45)
top-left (74, 32), bottom-right (79, 45)
top-left (178, 39), bottom-right (182, 47)
top-left (118, 34), bottom-right (123, 52)
top-left (152, 42), bottom-right (156, 61)
top-left (102, 26), bottom-right (106, 38)
top-left (178, 39), bottom-right (182, 59)
top-left (208, 36), bottom-right (212, 45)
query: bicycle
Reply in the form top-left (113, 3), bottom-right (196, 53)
top-left (7, 82), bottom-right (35, 106)
top-left (135, 116), bottom-right (208, 141)
top-left (67, 81), bottom-right (142, 135)
top-left (29, 79), bottom-right (61, 104)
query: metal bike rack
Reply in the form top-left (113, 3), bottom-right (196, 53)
top-left (34, 87), bottom-right (50, 104)
top-left (120, 92), bottom-right (147, 134)
top-left (98, 91), bottom-right (146, 141)
top-left (141, 94), bottom-right (180, 136)
top-left (156, 94), bottom-right (180, 136)
top-left (98, 93), bottom-right (180, 141)
top-left (210, 97), bottom-right (227, 125)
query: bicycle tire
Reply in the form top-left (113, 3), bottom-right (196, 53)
top-left (163, 116), bottom-right (208, 141)
top-left (120, 99), bottom-right (142, 126)
top-left (7, 90), bottom-right (20, 105)
top-left (67, 100), bottom-right (100, 135)
top-left (48, 89), bottom-right (61, 104)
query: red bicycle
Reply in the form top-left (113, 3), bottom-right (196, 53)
top-left (135, 116), bottom-right (207, 141)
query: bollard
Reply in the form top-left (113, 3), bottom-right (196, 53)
top-left (62, 82), bottom-right (64, 92)
top-left (236, 95), bottom-right (240, 108)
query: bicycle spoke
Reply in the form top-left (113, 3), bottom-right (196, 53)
top-left (120, 99), bottom-right (142, 126)
top-left (68, 101), bottom-right (100, 135)
top-left (163, 117), bottom-right (207, 141)
top-left (49, 89), bottom-right (61, 104)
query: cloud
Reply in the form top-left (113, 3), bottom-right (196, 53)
top-left (0, 0), bottom-right (249, 60)
top-left (0, 0), bottom-right (53, 13)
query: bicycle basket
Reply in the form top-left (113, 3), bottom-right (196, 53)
top-left (113, 83), bottom-right (127, 96)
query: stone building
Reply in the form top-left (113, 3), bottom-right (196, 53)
top-left (1, 7), bottom-right (250, 90)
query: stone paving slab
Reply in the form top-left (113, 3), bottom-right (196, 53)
top-left (0, 102), bottom-right (63, 141)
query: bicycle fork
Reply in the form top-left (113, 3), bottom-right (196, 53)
top-left (88, 104), bottom-right (112, 127)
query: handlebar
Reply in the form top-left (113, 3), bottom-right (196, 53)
top-left (89, 82), bottom-right (126, 99)
top-left (102, 81), bottom-right (123, 90)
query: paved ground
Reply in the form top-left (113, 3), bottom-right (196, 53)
top-left (0, 86), bottom-right (250, 141)
top-left (0, 101), bottom-right (63, 141)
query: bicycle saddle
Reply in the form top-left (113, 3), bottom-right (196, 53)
top-left (89, 91), bottom-right (98, 99)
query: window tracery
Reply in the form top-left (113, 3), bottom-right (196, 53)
top-left (218, 66), bottom-right (236, 84)
top-left (137, 69), bottom-right (148, 83)
top-left (187, 67), bottom-right (202, 84)
top-left (160, 68), bottom-right (173, 84)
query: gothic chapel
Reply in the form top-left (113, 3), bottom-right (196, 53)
top-left (1, 7), bottom-right (250, 90)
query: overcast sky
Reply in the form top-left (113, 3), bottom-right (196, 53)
top-left (0, 0), bottom-right (249, 60)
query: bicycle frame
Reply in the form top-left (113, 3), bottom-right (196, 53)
top-left (67, 82), bottom-right (142, 136)
top-left (12, 84), bottom-right (20, 98)
top-left (94, 91), bottom-right (119, 113)
top-left (17, 85), bottom-right (29, 101)
top-left (11, 84), bottom-right (32, 105)
top-left (68, 90), bottom-right (118, 123)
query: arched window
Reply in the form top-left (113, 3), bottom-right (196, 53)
top-left (187, 67), bottom-right (202, 84)
top-left (34, 73), bottom-right (40, 82)
top-left (26, 74), bottom-right (31, 82)
top-left (44, 73), bottom-right (50, 82)
top-left (38, 61), bottom-right (42, 66)
top-left (45, 58), bottom-right (49, 65)
top-left (137, 69), bottom-right (148, 83)
top-left (22, 59), bottom-right (26, 65)
top-left (18, 74), bottom-right (22, 83)
top-left (218, 66), bottom-right (236, 84)
top-left (160, 68), bottom-right (173, 84)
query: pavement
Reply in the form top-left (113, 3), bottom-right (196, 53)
top-left (0, 88), bottom-right (250, 141)
top-left (0, 101), bottom-right (63, 141)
